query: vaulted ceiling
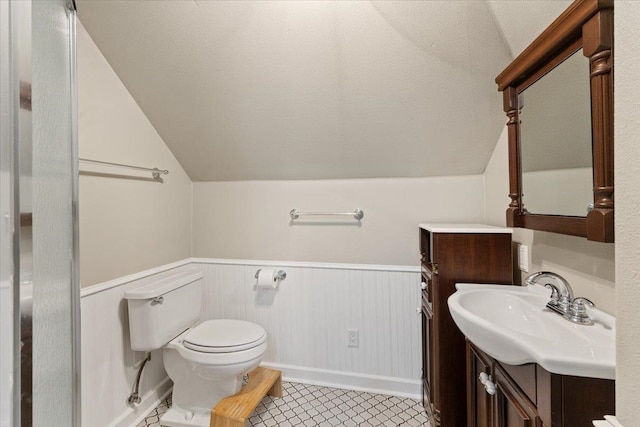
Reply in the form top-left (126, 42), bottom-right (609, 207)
top-left (77, 0), bottom-right (570, 181)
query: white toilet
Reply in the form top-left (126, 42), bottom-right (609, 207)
top-left (124, 271), bottom-right (267, 427)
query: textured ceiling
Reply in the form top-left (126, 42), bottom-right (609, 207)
top-left (77, 1), bottom-right (568, 182)
top-left (487, 1), bottom-right (573, 58)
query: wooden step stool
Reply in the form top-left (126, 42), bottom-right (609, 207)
top-left (210, 367), bottom-right (282, 427)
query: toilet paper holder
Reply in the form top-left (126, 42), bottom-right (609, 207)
top-left (254, 268), bottom-right (287, 281)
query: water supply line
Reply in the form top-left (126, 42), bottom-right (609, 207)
top-left (128, 352), bottom-right (151, 405)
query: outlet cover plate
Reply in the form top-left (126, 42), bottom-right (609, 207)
top-left (347, 329), bottom-right (359, 348)
top-left (518, 244), bottom-right (529, 272)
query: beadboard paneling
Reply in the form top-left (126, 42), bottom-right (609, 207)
top-left (81, 259), bottom-right (421, 426)
top-left (80, 264), bottom-right (194, 427)
top-left (196, 262), bottom-right (422, 383)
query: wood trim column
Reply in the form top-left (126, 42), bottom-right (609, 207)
top-left (504, 86), bottom-right (523, 228)
top-left (584, 8), bottom-right (614, 242)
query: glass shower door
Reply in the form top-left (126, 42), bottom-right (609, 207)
top-left (32, 1), bottom-right (81, 426)
top-left (0, 1), bottom-right (80, 426)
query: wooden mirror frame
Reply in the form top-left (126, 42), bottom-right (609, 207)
top-left (495, 0), bottom-right (613, 242)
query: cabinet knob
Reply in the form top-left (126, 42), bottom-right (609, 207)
top-left (479, 372), bottom-right (489, 384)
top-left (421, 281), bottom-right (428, 290)
top-left (484, 380), bottom-right (496, 395)
top-left (416, 307), bottom-right (422, 313)
top-left (479, 372), bottom-right (496, 395)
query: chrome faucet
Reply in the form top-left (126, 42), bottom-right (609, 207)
top-left (525, 271), bottom-right (595, 325)
top-left (525, 271), bottom-right (574, 313)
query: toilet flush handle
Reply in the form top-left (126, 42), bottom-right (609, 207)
top-left (151, 296), bottom-right (164, 305)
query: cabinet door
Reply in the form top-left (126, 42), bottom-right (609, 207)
top-left (421, 293), bottom-right (436, 424)
top-left (467, 343), bottom-right (492, 427)
top-left (429, 270), bottom-right (441, 425)
top-left (493, 365), bottom-right (539, 427)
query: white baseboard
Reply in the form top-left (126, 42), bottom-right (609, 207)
top-left (107, 377), bottom-right (172, 427)
top-left (260, 362), bottom-right (422, 400)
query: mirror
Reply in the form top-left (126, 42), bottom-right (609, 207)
top-left (495, 0), bottom-right (614, 242)
top-left (519, 50), bottom-right (593, 217)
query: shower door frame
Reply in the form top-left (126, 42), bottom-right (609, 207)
top-left (0, 2), bottom-right (19, 426)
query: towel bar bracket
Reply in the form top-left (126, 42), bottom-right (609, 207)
top-left (289, 208), bottom-right (364, 221)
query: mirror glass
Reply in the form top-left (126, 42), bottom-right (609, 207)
top-left (519, 50), bottom-right (592, 217)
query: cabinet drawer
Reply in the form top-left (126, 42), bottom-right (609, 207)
top-left (421, 273), bottom-right (431, 303)
top-left (421, 262), bottom-right (438, 278)
top-left (421, 264), bottom-right (437, 303)
top-left (422, 293), bottom-right (433, 319)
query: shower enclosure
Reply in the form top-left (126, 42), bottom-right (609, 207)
top-left (0, 0), bottom-right (81, 426)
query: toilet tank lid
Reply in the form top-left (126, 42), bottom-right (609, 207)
top-left (124, 271), bottom-right (203, 300)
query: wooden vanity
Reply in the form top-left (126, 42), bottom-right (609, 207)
top-left (467, 341), bottom-right (615, 427)
top-left (419, 224), bottom-right (513, 426)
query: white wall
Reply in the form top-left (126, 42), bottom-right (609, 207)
top-left (614, 3), bottom-right (640, 423)
top-left (192, 176), bottom-right (485, 266)
top-left (78, 21), bottom-right (192, 287)
top-left (483, 129), bottom-right (616, 314)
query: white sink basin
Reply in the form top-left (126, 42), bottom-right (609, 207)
top-left (448, 283), bottom-right (615, 379)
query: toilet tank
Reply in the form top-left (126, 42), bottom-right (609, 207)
top-left (124, 271), bottom-right (203, 351)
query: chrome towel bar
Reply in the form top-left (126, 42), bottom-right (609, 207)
top-left (79, 158), bottom-right (169, 179)
top-left (289, 208), bottom-right (364, 221)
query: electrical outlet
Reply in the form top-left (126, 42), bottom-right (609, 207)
top-left (518, 244), bottom-right (530, 272)
top-left (347, 329), bottom-right (359, 348)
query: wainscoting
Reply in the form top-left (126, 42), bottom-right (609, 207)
top-left (80, 260), bottom-right (193, 427)
top-left (80, 259), bottom-right (421, 427)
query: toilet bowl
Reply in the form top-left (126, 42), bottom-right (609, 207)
top-left (124, 271), bottom-right (268, 427)
top-left (162, 319), bottom-right (267, 426)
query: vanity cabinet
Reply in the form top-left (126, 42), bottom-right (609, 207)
top-left (419, 225), bottom-right (513, 427)
top-left (467, 341), bottom-right (615, 427)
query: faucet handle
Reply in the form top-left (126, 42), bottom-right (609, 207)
top-left (567, 297), bottom-right (595, 325)
top-left (571, 297), bottom-right (595, 310)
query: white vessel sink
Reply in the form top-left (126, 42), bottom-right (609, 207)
top-left (448, 283), bottom-right (615, 379)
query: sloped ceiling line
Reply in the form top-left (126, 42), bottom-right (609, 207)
top-left (77, 0), bottom-right (569, 182)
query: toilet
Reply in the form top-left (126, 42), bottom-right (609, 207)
top-left (124, 271), bottom-right (267, 427)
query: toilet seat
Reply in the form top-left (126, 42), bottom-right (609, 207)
top-left (182, 319), bottom-right (267, 353)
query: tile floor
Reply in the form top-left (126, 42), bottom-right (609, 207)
top-left (138, 381), bottom-right (430, 427)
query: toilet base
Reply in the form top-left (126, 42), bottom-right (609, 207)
top-left (160, 406), bottom-right (211, 427)
top-left (161, 375), bottom-right (243, 427)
